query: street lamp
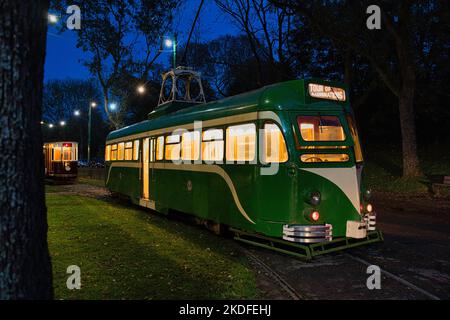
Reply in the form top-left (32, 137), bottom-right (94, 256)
top-left (48, 14), bottom-right (58, 24)
top-left (164, 39), bottom-right (173, 48)
top-left (48, 124), bottom-right (54, 128)
top-left (109, 102), bottom-right (117, 111)
top-left (60, 121), bottom-right (66, 126)
top-left (88, 101), bottom-right (97, 164)
top-left (163, 36), bottom-right (177, 69)
top-left (137, 85), bottom-right (146, 94)
top-left (74, 110), bottom-right (80, 116)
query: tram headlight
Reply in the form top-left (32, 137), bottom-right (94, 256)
top-left (363, 189), bottom-right (372, 200)
top-left (310, 211), bottom-right (320, 221)
top-left (304, 209), bottom-right (320, 222)
top-left (310, 191), bottom-right (321, 206)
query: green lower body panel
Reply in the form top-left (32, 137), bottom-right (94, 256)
top-left (232, 228), bottom-right (383, 261)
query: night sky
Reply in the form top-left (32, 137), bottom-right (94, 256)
top-left (44, 1), bottom-right (239, 81)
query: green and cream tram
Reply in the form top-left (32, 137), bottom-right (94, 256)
top-left (105, 71), bottom-right (381, 259)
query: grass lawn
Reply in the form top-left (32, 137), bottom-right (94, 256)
top-left (47, 193), bottom-right (259, 299)
top-left (76, 176), bottom-right (105, 188)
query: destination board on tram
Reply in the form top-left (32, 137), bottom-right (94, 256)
top-left (308, 83), bottom-right (346, 102)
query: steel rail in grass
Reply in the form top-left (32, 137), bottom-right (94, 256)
top-left (231, 228), bottom-right (383, 261)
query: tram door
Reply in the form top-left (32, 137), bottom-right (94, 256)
top-left (142, 138), bottom-right (150, 199)
top-left (142, 137), bottom-right (156, 200)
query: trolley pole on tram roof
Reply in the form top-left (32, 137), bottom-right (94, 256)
top-left (87, 101), bottom-right (97, 164)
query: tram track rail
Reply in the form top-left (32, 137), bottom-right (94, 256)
top-left (243, 246), bottom-right (442, 300)
top-left (244, 249), bottom-right (304, 300)
top-left (344, 253), bottom-right (441, 300)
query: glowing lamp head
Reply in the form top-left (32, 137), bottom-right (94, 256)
top-left (74, 110), bottom-right (80, 116)
top-left (60, 121), bottom-right (66, 126)
top-left (366, 204), bottom-right (373, 213)
top-left (90, 102), bottom-right (97, 108)
top-left (310, 211), bottom-right (320, 222)
top-left (164, 38), bottom-right (173, 48)
top-left (137, 85), bottom-right (146, 94)
top-left (109, 103), bottom-right (117, 111)
top-left (48, 124), bottom-right (54, 128)
top-left (48, 14), bottom-right (58, 24)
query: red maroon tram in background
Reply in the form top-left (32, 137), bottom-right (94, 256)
top-left (43, 141), bottom-right (78, 181)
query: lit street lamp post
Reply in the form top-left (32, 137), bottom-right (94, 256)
top-left (163, 36), bottom-right (177, 69)
top-left (87, 101), bottom-right (96, 164)
top-left (172, 35), bottom-right (177, 69)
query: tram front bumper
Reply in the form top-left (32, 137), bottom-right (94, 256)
top-left (346, 220), bottom-right (367, 238)
top-left (283, 212), bottom-right (377, 243)
top-left (345, 211), bottom-right (377, 238)
top-left (283, 224), bottom-right (333, 243)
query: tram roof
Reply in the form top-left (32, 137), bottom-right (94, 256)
top-left (106, 78), bottom-right (349, 141)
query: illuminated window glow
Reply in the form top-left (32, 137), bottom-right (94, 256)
top-left (298, 116), bottom-right (345, 141)
top-left (133, 140), bottom-right (140, 160)
top-left (300, 154), bottom-right (349, 163)
top-left (111, 144), bottom-right (117, 161)
top-left (156, 136), bottom-right (164, 160)
top-left (124, 141), bottom-right (133, 160)
top-left (105, 145), bottom-right (111, 161)
top-left (52, 148), bottom-right (61, 161)
top-left (202, 129), bottom-right (223, 161)
top-left (226, 123), bottom-right (256, 162)
top-left (118, 142), bottom-right (125, 160)
top-left (346, 115), bottom-right (364, 162)
top-left (182, 131), bottom-right (200, 161)
top-left (165, 135), bottom-right (180, 160)
top-left (262, 123), bottom-right (288, 163)
top-left (50, 143), bottom-right (77, 161)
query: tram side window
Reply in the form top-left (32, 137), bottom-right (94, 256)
top-left (52, 147), bottom-right (61, 161)
top-left (262, 123), bottom-right (288, 163)
top-left (111, 144), bottom-right (117, 161)
top-left (301, 154), bottom-right (349, 163)
top-left (202, 129), bottom-right (224, 161)
top-left (149, 139), bottom-right (155, 162)
top-left (133, 140), bottom-right (140, 160)
top-left (226, 123), bottom-right (256, 162)
top-left (105, 145), bottom-right (111, 161)
top-left (117, 142), bottom-right (125, 160)
top-left (165, 134), bottom-right (181, 160)
top-left (156, 136), bottom-right (164, 160)
top-left (346, 115), bottom-right (363, 162)
top-left (62, 147), bottom-right (70, 161)
top-left (297, 116), bottom-right (345, 141)
top-left (124, 141), bottom-right (133, 160)
top-left (181, 131), bottom-right (200, 161)
top-left (62, 146), bottom-right (72, 161)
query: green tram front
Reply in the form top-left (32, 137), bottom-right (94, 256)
top-left (105, 77), bottom-right (378, 251)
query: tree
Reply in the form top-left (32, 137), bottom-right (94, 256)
top-left (272, 0), bottom-right (437, 177)
top-left (215, 0), bottom-right (294, 86)
top-left (0, 0), bottom-right (53, 299)
top-left (42, 79), bottom-right (106, 159)
top-left (53, 0), bottom-right (179, 129)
